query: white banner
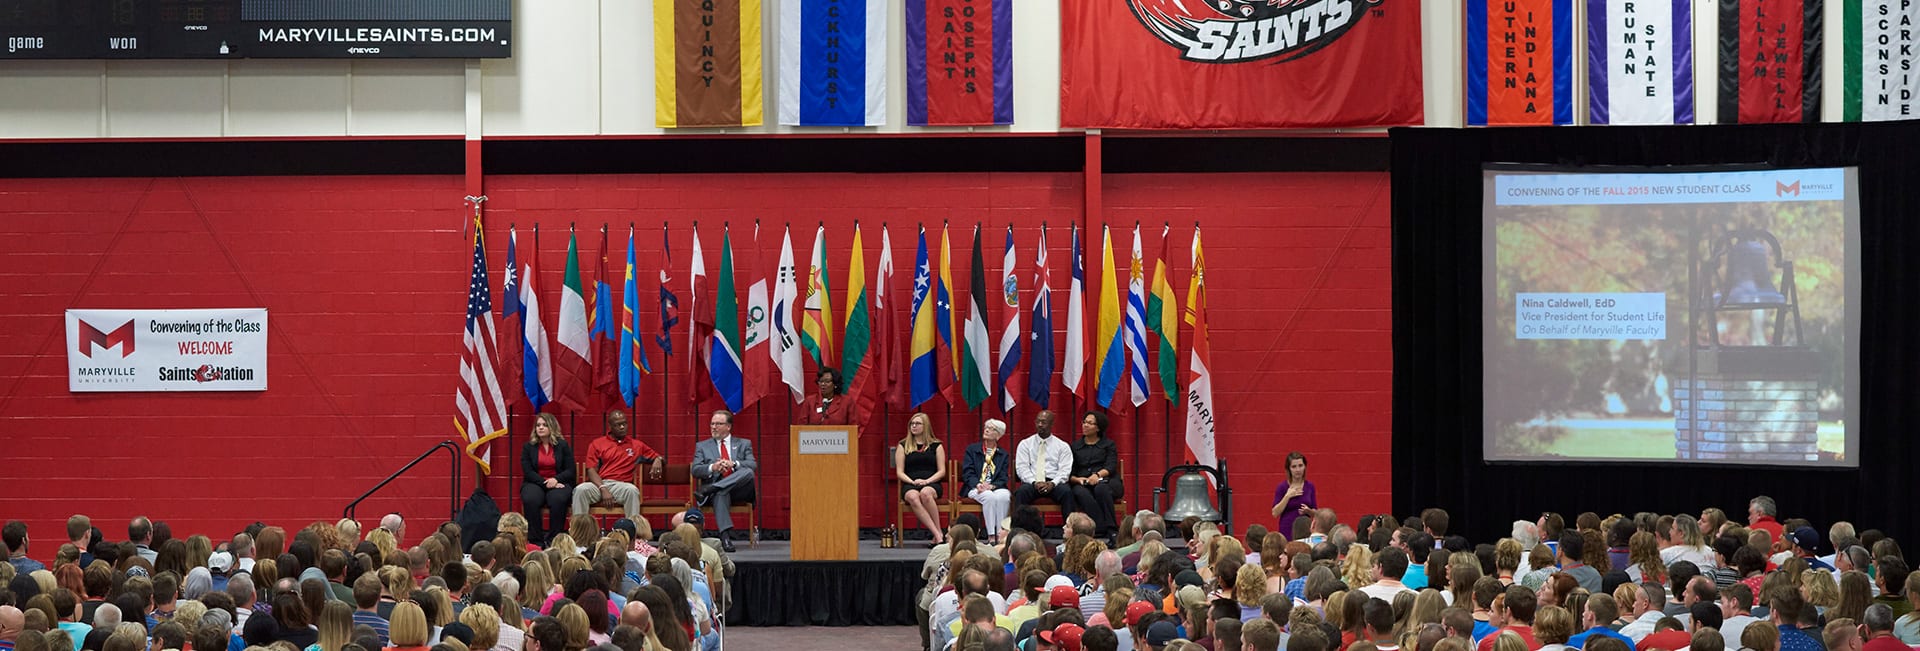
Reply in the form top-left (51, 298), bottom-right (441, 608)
top-left (66, 308), bottom-right (268, 392)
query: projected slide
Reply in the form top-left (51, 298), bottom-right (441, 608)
top-left (1483, 167), bottom-right (1858, 466)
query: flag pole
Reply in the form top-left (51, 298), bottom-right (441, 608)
top-left (504, 217), bottom-right (514, 511)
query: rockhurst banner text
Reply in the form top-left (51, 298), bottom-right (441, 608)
top-left (66, 309), bottom-right (269, 393)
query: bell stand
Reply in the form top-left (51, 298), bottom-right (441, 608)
top-left (1150, 459), bottom-right (1233, 535)
top-left (1694, 228), bottom-right (1804, 348)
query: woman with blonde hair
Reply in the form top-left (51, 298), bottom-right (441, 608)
top-left (520, 413), bottom-right (577, 546)
top-left (496, 514), bottom-right (530, 550)
top-left (518, 562), bottom-right (553, 616)
top-left (1829, 571), bottom-right (1871, 625)
top-left (312, 601), bottom-right (354, 651)
top-left (1493, 539), bottom-right (1522, 585)
top-left (335, 520), bottom-right (362, 548)
top-left (1448, 554), bottom-right (1484, 607)
top-left (896, 412), bottom-right (949, 545)
top-left (554, 603), bottom-right (590, 651)
top-left (379, 566), bottom-right (415, 607)
top-left (1235, 564), bottom-right (1269, 620)
top-left (1532, 605), bottom-right (1576, 651)
top-left (1325, 590), bottom-right (1351, 631)
top-left (456, 604), bottom-right (500, 651)
top-left (1663, 515), bottom-right (1716, 569)
top-left (565, 516), bottom-right (599, 553)
top-left (547, 536), bottom-right (581, 566)
top-left (1626, 532), bottom-right (1666, 585)
top-left (1801, 570), bottom-right (1839, 614)
top-left (366, 529), bottom-right (398, 566)
top-left (386, 602), bottom-right (431, 651)
top-left (1409, 589), bottom-right (1447, 631)
top-left (1343, 545), bottom-right (1375, 589)
top-left (423, 587), bottom-right (456, 627)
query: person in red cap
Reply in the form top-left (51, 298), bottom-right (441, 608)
top-left (1044, 623), bottom-right (1086, 651)
top-left (1050, 586), bottom-right (1083, 613)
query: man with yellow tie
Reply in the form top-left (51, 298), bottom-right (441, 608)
top-left (962, 418), bottom-right (1013, 544)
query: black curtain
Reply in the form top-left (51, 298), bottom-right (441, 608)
top-left (1390, 122), bottom-right (1920, 545)
top-left (726, 560), bottom-right (922, 626)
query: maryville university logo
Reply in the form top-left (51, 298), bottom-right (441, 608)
top-left (1128, 0), bottom-right (1383, 63)
top-left (1776, 180), bottom-right (1801, 197)
top-left (76, 320), bottom-right (136, 358)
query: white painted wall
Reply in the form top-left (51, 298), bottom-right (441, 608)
top-left (0, 0), bottom-right (1856, 138)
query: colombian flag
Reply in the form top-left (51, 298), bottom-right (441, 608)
top-left (1093, 225), bottom-right (1126, 409)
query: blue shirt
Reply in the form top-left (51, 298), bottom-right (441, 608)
top-left (1779, 624), bottom-right (1827, 651)
top-left (1284, 577), bottom-right (1308, 602)
top-left (1568, 626), bottom-right (1633, 649)
top-left (352, 610), bottom-right (390, 646)
top-left (1403, 564), bottom-right (1429, 590)
top-left (1472, 620), bottom-right (1501, 642)
top-left (8, 557), bottom-right (45, 575)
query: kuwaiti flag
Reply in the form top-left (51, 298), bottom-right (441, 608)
top-left (1587, 0), bottom-right (1694, 124)
top-left (708, 227), bottom-right (746, 412)
top-left (553, 230), bottom-right (592, 412)
top-left (779, 0), bottom-right (887, 126)
top-left (1123, 225), bottom-right (1151, 408)
top-left (1027, 225), bottom-right (1054, 407)
top-left (520, 229), bottom-right (554, 411)
top-left (995, 227), bottom-right (1023, 413)
top-left (959, 225), bottom-right (993, 409)
top-left (905, 0), bottom-right (1013, 126)
top-left (1063, 223), bottom-right (1089, 400)
top-left (1183, 227), bottom-right (1219, 471)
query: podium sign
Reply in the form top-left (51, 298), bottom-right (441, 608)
top-left (790, 425), bottom-right (859, 560)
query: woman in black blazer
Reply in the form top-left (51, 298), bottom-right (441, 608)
top-left (961, 418), bottom-right (1013, 543)
top-left (520, 412), bottom-right (576, 545)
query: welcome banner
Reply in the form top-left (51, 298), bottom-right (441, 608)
top-left (654, 0), bottom-right (765, 128)
top-left (66, 308), bottom-right (269, 392)
top-left (905, 0), bottom-right (1013, 126)
top-left (1587, 0), bottom-right (1695, 123)
top-left (1058, 0), bottom-right (1424, 129)
top-left (1467, 0), bottom-right (1576, 124)
top-left (1717, 0), bottom-right (1823, 123)
top-left (779, 0), bottom-right (887, 126)
top-left (1842, 0), bottom-right (1919, 120)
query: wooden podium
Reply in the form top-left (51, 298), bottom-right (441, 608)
top-left (789, 425), bottom-right (860, 560)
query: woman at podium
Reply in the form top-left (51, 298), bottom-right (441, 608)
top-left (895, 412), bottom-right (948, 545)
top-left (800, 367), bottom-right (851, 425)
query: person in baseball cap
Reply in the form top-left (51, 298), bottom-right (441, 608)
top-left (1048, 585), bottom-right (1081, 612)
top-left (1042, 623), bottom-right (1085, 651)
top-left (1145, 620), bottom-right (1181, 651)
top-left (1789, 527), bottom-right (1835, 570)
top-left (1125, 601), bottom-right (1158, 627)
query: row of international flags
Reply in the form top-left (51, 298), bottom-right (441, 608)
top-left (454, 214), bottom-right (1220, 475)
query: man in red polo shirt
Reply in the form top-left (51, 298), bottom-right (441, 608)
top-left (1746, 496), bottom-right (1784, 546)
top-left (571, 411), bottom-right (664, 520)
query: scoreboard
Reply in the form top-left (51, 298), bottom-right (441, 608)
top-left (0, 0), bottom-right (511, 58)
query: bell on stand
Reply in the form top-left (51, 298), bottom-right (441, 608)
top-left (1152, 461), bottom-right (1233, 534)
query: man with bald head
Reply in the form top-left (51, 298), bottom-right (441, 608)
top-left (619, 602), bottom-right (652, 632)
top-left (380, 514), bottom-right (406, 544)
top-left (0, 605), bottom-right (24, 649)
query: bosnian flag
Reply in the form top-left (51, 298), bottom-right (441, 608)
top-left (779, 0), bottom-right (887, 126)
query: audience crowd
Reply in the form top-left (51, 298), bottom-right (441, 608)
top-left (917, 496), bottom-right (1920, 651)
top-left (0, 508), bottom-right (734, 651)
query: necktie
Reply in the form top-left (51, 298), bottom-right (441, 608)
top-left (981, 450), bottom-right (996, 486)
top-left (719, 439), bottom-right (733, 477)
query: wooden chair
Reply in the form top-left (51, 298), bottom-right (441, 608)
top-left (632, 462), bottom-right (698, 522)
top-left (1023, 457), bottom-right (1131, 531)
top-left (683, 464), bottom-right (757, 548)
top-left (577, 461), bottom-right (646, 523)
top-left (892, 453), bottom-right (958, 538)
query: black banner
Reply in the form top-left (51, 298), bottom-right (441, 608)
top-left (0, 0), bottom-right (511, 58)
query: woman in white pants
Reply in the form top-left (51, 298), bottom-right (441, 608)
top-left (962, 418), bottom-right (1014, 543)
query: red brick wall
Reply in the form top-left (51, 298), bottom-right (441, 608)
top-left (0, 171), bottom-right (1388, 552)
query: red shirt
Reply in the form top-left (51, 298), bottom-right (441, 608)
top-left (1476, 626), bottom-right (1538, 651)
top-left (586, 435), bottom-right (661, 483)
top-left (537, 445), bottom-right (557, 477)
top-left (1863, 634), bottom-right (1909, 651)
top-left (1636, 630), bottom-right (1693, 651)
top-left (1751, 516), bottom-right (1784, 544)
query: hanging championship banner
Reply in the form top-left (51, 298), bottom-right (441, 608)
top-left (1466, 0), bottom-right (1576, 124)
top-left (905, 0), bottom-right (1014, 126)
top-left (66, 309), bottom-right (269, 393)
top-left (654, 0), bottom-right (765, 128)
top-left (1058, 0), bottom-right (1424, 129)
top-left (778, 0), bottom-right (887, 126)
top-left (1842, 0), bottom-right (1918, 120)
top-left (1587, 0), bottom-right (1695, 124)
top-left (1717, 0), bottom-right (1823, 123)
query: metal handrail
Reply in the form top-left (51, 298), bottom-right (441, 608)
top-left (343, 440), bottom-right (462, 523)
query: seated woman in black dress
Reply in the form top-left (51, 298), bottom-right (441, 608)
top-left (1065, 411), bottom-right (1122, 539)
top-left (520, 412), bottom-right (576, 545)
top-left (894, 412), bottom-right (948, 545)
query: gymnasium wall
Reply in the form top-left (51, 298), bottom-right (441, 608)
top-left (0, 170), bottom-right (1390, 544)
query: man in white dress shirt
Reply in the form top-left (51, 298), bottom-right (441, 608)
top-left (1011, 411), bottom-right (1073, 515)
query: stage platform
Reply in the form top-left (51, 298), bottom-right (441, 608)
top-left (722, 540), bottom-right (929, 627)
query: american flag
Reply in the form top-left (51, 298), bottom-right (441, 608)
top-left (457, 215), bottom-right (511, 474)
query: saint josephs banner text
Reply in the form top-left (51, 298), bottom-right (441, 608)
top-left (1467, 0), bottom-right (1576, 124)
top-left (1058, 0), bottom-right (1423, 128)
top-left (905, 0), bottom-right (1013, 126)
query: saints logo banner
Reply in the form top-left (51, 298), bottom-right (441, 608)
top-left (1059, 0), bottom-right (1424, 128)
top-left (1587, 0), bottom-right (1695, 124)
top-left (1467, 0), bottom-right (1576, 125)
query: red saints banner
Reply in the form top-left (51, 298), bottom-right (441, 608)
top-left (1718, 0), bottom-right (1823, 123)
top-left (1059, 0), bottom-right (1424, 128)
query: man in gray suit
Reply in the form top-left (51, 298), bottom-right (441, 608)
top-left (691, 409), bottom-right (756, 552)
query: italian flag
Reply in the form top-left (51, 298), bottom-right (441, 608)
top-left (553, 231), bottom-right (592, 412)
